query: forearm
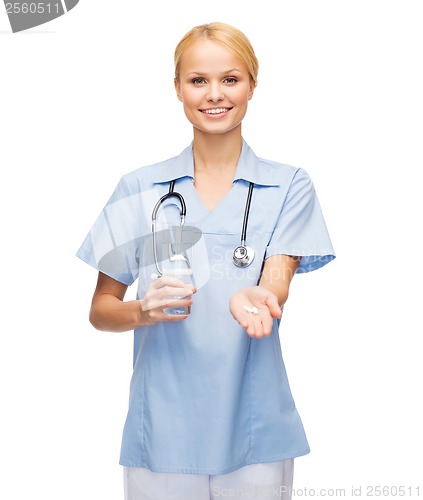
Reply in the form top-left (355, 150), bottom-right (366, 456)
top-left (258, 280), bottom-right (289, 307)
top-left (258, 255), bottom-right (301, 306)
top-left (89, 294), bottom-right (143, 333)
top-left (89, 272), bottom-right (194, 333)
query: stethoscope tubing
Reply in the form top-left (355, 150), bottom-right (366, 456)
top-left (151, 182), bottom-right (187, 276)
top-left (240, 182), bottom-right (254, 247)
top-left (151, 179), bottom-right (255, 275)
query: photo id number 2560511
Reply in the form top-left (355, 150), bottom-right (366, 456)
top-left (5, 3), bottom-right (61, 14)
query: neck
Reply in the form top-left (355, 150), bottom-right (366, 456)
top-left (192, 126), bottom-right (243, 175)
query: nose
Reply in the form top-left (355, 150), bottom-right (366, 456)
top-left (206, 82), bottom-right (224, 102)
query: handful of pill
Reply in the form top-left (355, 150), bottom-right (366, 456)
top-left (243, 305), bottom-right (259, 315)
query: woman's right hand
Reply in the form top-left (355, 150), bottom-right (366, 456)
top-left (89, 272), bottom-right (195, 333)
top-left (139, 276), bottom-right (195, 326)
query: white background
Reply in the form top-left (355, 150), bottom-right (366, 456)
top-left (1, 1), bottom-right (422, 498)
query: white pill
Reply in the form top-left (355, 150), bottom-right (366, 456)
top-left (243, 305), bottom-right (259, 315)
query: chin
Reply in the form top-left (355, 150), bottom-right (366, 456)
top-left (192, 121), bottom-right (243, 136)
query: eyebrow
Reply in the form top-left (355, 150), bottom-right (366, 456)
top-left (186, 68), bottom-right (242, 77)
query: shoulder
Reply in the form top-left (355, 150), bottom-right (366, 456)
top-left (256, 154), bottom-right (300, 176)
top-left (253, 151), bottom-right (312, 189)
top-left (122, 155), bottom-right (181, 187)
top-left (114, 145), bottom-right (192, 197)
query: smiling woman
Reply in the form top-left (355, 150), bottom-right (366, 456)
top-left (76, 21), bottom-right (335, 500)
top-left (174, 38), bottom-right (256, 137)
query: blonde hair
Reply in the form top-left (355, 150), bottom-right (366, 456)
top-left (174, 22), bottom-right (259, 84)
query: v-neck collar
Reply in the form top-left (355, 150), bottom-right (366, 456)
top-left (188, 175), bottom-right (242, 215)
top-left (151, 139), bottom-right (281, 187)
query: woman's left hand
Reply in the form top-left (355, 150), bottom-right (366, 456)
top-left (229, 286), bottom-right (282, 338)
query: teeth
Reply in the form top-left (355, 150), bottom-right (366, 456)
top-left (201, 108), bottom-right (229, 114)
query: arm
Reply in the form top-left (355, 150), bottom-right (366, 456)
top-left (259, 254), bottom-right (301, 305)
top-left (89, 272), bottom-right (195, 332)
top-left (229, 255), bottom-right (300, 338)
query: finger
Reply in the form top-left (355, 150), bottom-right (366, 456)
top-left (161, 295), bottom-right (194, 309)
top-left (264, 295), bottom-right (282, 319)
top-left (232, 303), bottom-right (262, 337)
top-left (162, 313), bottom-right (189, 322)
top-left (230, 301), bottom-right (256, 330)
top-left (140, 288), bottom-right (193, 313)
top-left (161, 297), bottom-right (194, 321)
top-left (246, 309), bottom-right (274, 338)
top-left (233, 311), bottom-right (250, 330)
top-left (157, 285), bottom-right (194, 301)
top-left (246, 322), bottom-right (258, 337)
top-left (150, 275), bottom-right (187, 290)
top-left (246, 313), bottom-right (263, 338)
top-left (259, 310), bottom-right (274, 336)
top-left (161, 310), bottom-right (190, 321)
top-left (231, 302), bottom-right (270, 337)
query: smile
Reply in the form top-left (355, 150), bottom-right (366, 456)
top-left (199, 107), bottom-right (232, 115)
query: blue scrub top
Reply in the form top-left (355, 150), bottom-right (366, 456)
top-left (76, 139), bottom-right (335, 474)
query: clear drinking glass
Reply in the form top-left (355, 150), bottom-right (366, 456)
top-left (162, 253), bottom-right (194, 315)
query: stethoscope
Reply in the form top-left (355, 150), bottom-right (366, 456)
top-left (151, 179), bottom-right (255, 276)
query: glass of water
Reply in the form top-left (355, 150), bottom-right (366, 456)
top-left (162, 253), bottom-right (194, 315)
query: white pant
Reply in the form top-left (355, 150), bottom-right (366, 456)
top-left (124, 460), bottom-right (294, 500)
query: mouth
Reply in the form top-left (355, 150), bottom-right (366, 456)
top-left (199, 107), bottom-right (233, 115)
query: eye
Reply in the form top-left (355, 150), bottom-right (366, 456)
top-left (224, 77), bottom-right (237, 84)
top-left (192, 77), bottom-right (206, 85)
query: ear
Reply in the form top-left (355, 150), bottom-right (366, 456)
top-left (248, 80), bottom-right (257, 101)
top-left (174, 78), bottom-right (183, 102)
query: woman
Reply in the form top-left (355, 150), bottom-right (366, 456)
top-left (77, 22), bottom-right (335, 500)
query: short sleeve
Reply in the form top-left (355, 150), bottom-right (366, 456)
top-left (265, 168), bottom-right (335, 273)
top-left (76, 176), bottom-right (148, 285)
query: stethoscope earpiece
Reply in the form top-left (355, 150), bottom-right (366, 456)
top-left (233, 245), bottom-right (255, 268)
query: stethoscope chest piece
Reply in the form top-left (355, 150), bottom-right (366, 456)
top-left (233, 245), bottom-right (255, 268)
top-left (232, 181), bottom-right (255, 268)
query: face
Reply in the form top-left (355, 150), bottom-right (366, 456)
top-left (175, 39), bottom-right (256, 136)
